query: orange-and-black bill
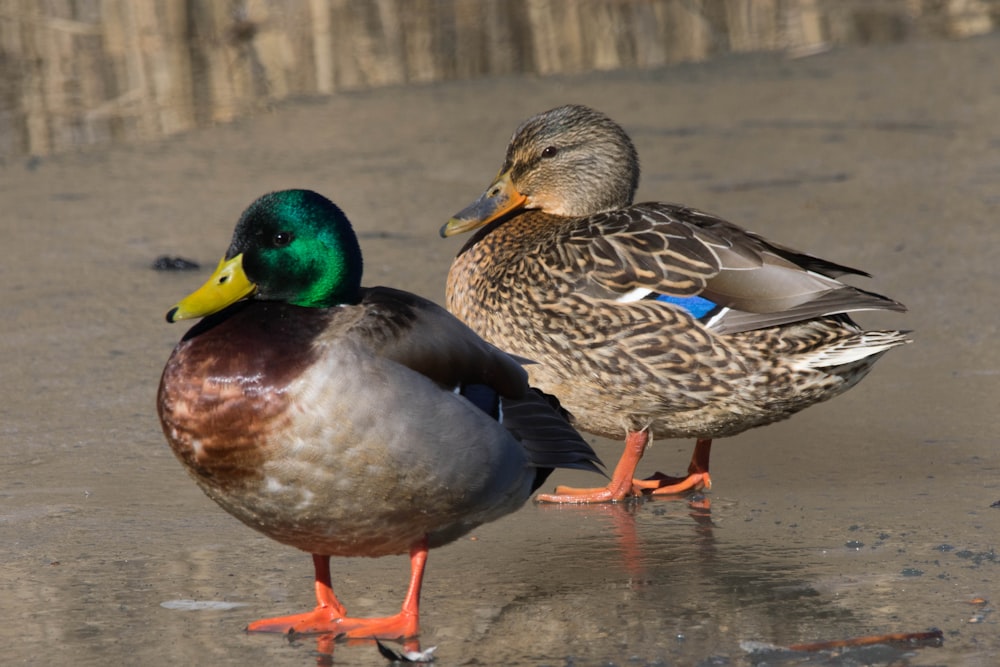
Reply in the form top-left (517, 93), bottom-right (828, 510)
top-left (166, 254), bottom-right (256, 322)
top-left (440, 170), bottom-right (527, 238)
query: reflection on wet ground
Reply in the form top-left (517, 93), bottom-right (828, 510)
top-left (255, 497), bottom-right (944, 666)
top-left (3, 436), bottom-right (995, 665)
top-left (13, 486), bottom-right (968, 665)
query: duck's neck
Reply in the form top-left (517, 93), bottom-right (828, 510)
top-left (455, 211), bottom-right (563, 261)
top-left (446, 211), bottom-right (563, 327)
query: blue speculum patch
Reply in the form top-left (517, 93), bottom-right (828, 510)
top-left (654, 293), bottom-right (718, 319)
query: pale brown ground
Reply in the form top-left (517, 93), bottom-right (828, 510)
top-left (2, 35), bottom-right (999, 666)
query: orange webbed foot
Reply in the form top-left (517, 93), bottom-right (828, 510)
top-left (639, 437), bottom-right (713, 496)
top-left (248, 607), bottom-right (418, 640)
top-left (537, 430), bottom-right (649, 503)
top-left (634, 470), bottom-right (712, 495)
top-left (536, 482), bottom-right (636, 503)
top-left (249, 545), bottom-right (426, 640)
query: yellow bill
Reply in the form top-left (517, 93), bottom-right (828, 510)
top-left (166, 254), bottom-right (256, 322)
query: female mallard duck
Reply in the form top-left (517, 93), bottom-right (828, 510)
top-left (441, 104), bottom-right (909, 503)
top-left (157, 189), bottom-right (601, 638)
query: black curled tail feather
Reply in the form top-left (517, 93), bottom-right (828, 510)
top-left (500, 388), bottom-right (605, 492)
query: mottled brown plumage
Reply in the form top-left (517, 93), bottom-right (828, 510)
top-left (442, 105), bottom-right (909, 502)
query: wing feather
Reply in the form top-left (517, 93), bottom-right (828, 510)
top-left (539, 203), bottom-right (904, 333)
top-left (355, 286), bottom-right (529, 398)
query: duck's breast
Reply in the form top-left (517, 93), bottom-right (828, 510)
top-left (158, 302), bottom-right (533, 557)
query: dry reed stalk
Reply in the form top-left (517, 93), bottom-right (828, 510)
top-left (310, 0), bottom-right (334, 93)
top-left (41, 0), bottom-right (77, 153)
top-left (6, 0), bottom-right (991, 161)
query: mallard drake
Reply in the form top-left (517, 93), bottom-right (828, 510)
top-left (157, 189), bottom-right (601, 638)
top-left (441, 104), bottom-right (909, 503)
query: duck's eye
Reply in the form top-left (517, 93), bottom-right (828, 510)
top-left (272, 231), bottom-right (293, 247)
top-left (541, 146), bottom-right (559, 159)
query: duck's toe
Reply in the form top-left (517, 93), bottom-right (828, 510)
top-left (637, 437), bottom-right (713, 496)
top-left (635, 470), bottom-right (711, 496)
top-left (247, 604), bottom-right (344, 635)
top-left (536, 480), bottom-right (636, 503)
top-left (247, 608), bottom-right (419, 640)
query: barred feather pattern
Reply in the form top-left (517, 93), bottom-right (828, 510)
top-left (447, 206), bottom-right (909, 440)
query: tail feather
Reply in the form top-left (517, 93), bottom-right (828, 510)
top-left (707, 285), bottom-right (906, 335)
top-left (500, 388), bottom-right (605, 491)
top-left (806, 330), bottom-right (911, 368)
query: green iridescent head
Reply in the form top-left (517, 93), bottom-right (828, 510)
top-left (167, 189), bottom-right (364, 322)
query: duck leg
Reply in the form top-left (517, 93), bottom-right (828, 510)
top-left (536, 429), bottom-right (651, 503)
top-left (247, 538), bottom-right (427, 640)
top-left (537, 432), bottom-right (710, 503)
top-left (633, 438), bottom-right (712, 496)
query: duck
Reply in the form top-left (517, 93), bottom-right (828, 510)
top-left (157, 189), bottom-right (602, 639)
top-left (440, 104), bottom-right (909, 503)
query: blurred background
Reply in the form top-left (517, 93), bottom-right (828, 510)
top-left (3, 0), bottom-right (999, 160)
